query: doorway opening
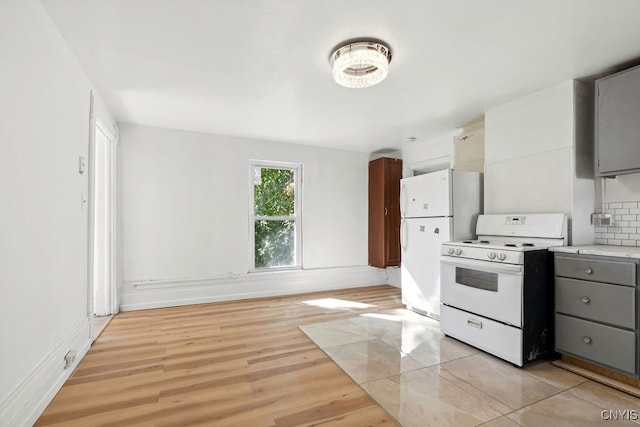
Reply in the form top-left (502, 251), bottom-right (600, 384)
top-left (90, 119), bottom-right (117, 339)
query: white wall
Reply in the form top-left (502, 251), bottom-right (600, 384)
top-left (0, 0), bottom-right (115, 425)
top-left (391, 132), bottom-right (456, 179)
top-left (119, 124), bottom-right (383, 310)
top-left (484, 80), bottom-right (595, 244)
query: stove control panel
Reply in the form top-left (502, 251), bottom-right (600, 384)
top-left (441, 244), bottom-right (525, 265)
top-left (485, 251), bottom-right (507, 261)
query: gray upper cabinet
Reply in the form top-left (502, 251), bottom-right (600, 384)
top-left (596, 64), bottom-right (640, 176)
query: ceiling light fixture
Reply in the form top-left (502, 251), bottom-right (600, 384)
top-left (330, 40), bottom-right (392, 89)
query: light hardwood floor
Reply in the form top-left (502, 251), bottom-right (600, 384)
top-left (36, 285), bottom-right (403, 426)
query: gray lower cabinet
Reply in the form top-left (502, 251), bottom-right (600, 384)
top-left (555, 277), bottom-right (635, 329)
top-left (556, 314), bottom-right (636, 374)
top-left (554, 253), bottom-right (639, 377)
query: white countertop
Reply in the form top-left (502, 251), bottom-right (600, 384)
top-left (549, 245), bottom-right (640, 259)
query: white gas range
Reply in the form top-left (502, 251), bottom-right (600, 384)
top-left (439, 213), bottom-right (568, 366)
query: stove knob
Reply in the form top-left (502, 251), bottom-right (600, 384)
top-left (487, 252), bottom-right (496, 260)
top-left (447, 248), bottom-right (454, 255)
top-left (454, 248), bottom-right (462, 256)
top-left (497, 253), bottom-right (506, 261)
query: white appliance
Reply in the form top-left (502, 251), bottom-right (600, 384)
top-left (400, 169), bottom-right (482, 319)
top-left (440, 213), bottom-right (568, 366)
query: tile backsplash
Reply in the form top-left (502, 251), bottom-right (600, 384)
top-left (594, 201), bottom-right (640, 246)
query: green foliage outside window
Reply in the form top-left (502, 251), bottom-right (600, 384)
top-left (254, 167), bottom-right (296, 268)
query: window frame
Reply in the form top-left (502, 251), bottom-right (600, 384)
top-left (249, 160), bottom-right (302, 272)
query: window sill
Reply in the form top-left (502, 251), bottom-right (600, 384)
top-left (250, 266), bottom-right (302, 274)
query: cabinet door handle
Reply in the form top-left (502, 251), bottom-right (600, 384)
top-left (581, 296), bottom-right (590, 304)
top-left (583, 336), bottom-right (592, 344)
top-left (467, 318), bottom-right (482, 329)
top-left (384, 207), bottom-right (388, 216)
top-left (585, 268), bottom-right (593, 274)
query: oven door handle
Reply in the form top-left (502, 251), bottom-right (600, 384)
top-left (440, 257), bottom-right (524, 275)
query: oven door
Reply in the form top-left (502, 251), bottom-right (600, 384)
top-left (441, 257), bottom-right (523, 327)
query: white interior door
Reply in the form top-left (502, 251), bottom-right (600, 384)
top-left (91, 120), bottom-right (116, 316)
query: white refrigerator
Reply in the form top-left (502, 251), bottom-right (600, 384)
top-left (400, 169), bottom-right (482, 319)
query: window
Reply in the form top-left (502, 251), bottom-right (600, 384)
top-left (250, 161), bottom-right (301, 271)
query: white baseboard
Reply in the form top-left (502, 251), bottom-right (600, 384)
top-left (120, 265), bottom-right (388, 311)
top-left (0, 318), bottom-right (91, 427)
top-left (385, 266), bottom-right (401, 288)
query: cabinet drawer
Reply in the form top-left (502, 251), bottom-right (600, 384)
top-left (440, 304), bottom-right (523, 366)
top-left (555, 255), bottom-right (636, 286)
top-left (555, 314), bottom-right (636, 375)
top-left (556, 277), bottom-right (635, 329)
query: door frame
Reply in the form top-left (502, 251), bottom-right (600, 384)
top-left (87, 99), bottom-right (119, 323)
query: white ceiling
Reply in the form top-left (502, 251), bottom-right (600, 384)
top-left (41, 0), bottom-right (640, 153)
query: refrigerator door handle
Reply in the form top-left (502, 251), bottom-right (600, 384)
top-left (400, 219), bottom-right (408, 251)
top-left (400, 183), bottom-right (406, 217)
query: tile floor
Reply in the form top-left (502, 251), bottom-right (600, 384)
top-left (300, 309), bottom-right (640, 426)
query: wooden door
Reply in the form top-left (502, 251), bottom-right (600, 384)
top-left (384, 159), bottom-right (402, 266)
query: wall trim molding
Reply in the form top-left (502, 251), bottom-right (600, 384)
top-left (0, 318), bottom-right (91, 427)
top-left (121, 266), bottom-right (388, 311)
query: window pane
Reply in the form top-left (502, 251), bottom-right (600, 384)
top-left (254, 220), bottom-right (295, 268)
top-left (254, 168), bottom-right (295, 216)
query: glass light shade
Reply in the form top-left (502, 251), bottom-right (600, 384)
top-left (330, 41), bottom-right (392, 88)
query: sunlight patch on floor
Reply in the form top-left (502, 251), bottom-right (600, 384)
top-left (360, 308), bottom-right (436, 322)
top-left (301, 298), bottom-right (375, 310)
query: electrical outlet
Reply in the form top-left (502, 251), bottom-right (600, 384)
top-left (64, 350), bottom-right (76, 369)
top-left (591, 213), bottom-right (614, 227)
